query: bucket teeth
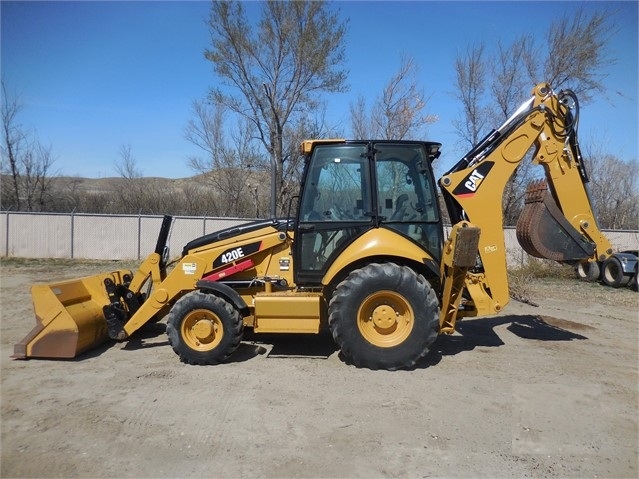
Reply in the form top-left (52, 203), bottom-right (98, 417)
top-left (523, 179), bottom-right (548, 204)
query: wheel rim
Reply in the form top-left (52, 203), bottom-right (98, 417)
top-left (181, 308), bottom-right (224, 351)
top-left (357, 291), bottom-right (414, 348)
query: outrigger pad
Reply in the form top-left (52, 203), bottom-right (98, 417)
top-left (452, 225), bottom-right (481, 268)
top-left (516, 180), bottom-right (595, 262)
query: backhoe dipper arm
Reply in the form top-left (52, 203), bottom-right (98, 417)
top-left (438, 83), bottom-right (613, 321)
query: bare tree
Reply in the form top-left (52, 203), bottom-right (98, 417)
top-left (541, 9), bottom-right (615, 102)
top-left (584, 144), bottom-right (638, 230)
top-left (374, 56), bottom-right (436, 140)
top-left (112, 144), bottom-right (173, 214)
top-left (186, 100), bottom-right (268, 217)
top-left (1, 81), bottom-right (56, 212)
top-left (452, 8), bottom-right (617, 225)
top-left (349, 95), bottom-right (371, 140)
top-left (279, 102), bottom-right (343, 215)
top-left (452, 43), bottom-right (488, 149)
top-left (1, 82), bottom-right (24, 209)
top-left (115, 143), bottom-right (143, 180)
top-left (349, 56), bottom-right (436, 141)
top-left (204, 0), bottom-right (348, 216)
top-left (113, 143), bottom-right (143, 212)
top-left (491, 36), bottom-right (534, 122)
top-left (23, 142), bottom-right (56, 211)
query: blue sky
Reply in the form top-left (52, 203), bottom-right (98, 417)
top-left (2, 1), bottom-right (637, 179)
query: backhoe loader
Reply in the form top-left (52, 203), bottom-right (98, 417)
top-left (13, 83), bottom-right (638, 370)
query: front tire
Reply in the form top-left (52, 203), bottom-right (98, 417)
top-left (167, 291), bottom-right (243, 365)
top-left (328, 263), bottom-right (439, 370)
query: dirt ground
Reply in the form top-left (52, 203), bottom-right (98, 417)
top-left (1, 259), bottom-right (637, 479)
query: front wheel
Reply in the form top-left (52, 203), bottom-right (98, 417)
top-left (166, 291), bottom-right (243, 365)
top-left (328, 263), bottom-right (439, 370)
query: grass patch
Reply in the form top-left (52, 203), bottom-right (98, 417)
top-left (510, 258), bottom-right (576, 279)
top-left (508, 258), bottom-right (576, 301)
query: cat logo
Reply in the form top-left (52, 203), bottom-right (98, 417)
top-left (452, 161), bottom-right (495, 198)
top-left (464, 169), bottom-right (485, 192)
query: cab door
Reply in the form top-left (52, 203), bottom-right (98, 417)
top-left (294, 143), bottom-right (374, 285)
top-left (374, 144), bottom-right (443, 260)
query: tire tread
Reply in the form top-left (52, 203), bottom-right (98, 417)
top-left (166, 291), bottom-right (243, 365)
top-left (328, 262), bottom-right (439, 370)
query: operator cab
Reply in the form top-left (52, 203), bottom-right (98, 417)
top-left (295, 140), bottom-right (443, 285)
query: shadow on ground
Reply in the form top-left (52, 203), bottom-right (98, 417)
top-left (70, 313), bottom-right (589, 368)
top-left (416, 314), bottom-right (590, 369)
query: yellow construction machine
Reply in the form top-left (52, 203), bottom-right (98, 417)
top-left (13, 83), bottom-right (636, 370)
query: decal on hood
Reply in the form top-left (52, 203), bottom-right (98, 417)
top-left (213, 241), bottom-right (262, 268)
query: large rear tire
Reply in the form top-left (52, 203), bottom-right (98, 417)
top-left (167, 291), bottom-right (243, 365)
top-left (601, 256), bottom-right (630, 288)
top-left (328, 263), bottom-right (439, 370)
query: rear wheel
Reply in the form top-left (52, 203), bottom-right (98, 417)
top-left (328, 263), bottom-right (439, 370)
top-left (601, 256), bottom-right (630, 288)
top-left (167, 291), bottom-right (243, 365)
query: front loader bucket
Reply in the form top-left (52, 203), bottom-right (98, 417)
top-left (13, 270), bottom-right (132, 359)
top-left (516, 180), bottom-right (595, 262)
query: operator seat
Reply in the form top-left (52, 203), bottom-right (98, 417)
top-left (390, 194), bottom-right (409, 221)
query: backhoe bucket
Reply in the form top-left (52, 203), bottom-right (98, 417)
top-left (516, 180), bottom-right (595, 262)
top-left (13, 270), bottom-right (132, 359)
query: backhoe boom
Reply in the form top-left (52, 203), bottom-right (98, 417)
top-left (438, 83), bottom-right (615, 327)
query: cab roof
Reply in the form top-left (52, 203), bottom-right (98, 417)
top-left (301, 139), bottom-right (442, 163)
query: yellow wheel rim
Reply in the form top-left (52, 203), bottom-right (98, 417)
top-left (181, 308), bottom-right (224, 351)
top-left (357, 291), bottom-right (414, 348)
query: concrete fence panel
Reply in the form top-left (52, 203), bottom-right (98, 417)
top-left (1, 212), bottom-right (252, 261)
top-left (7, 214), bottom-right (72, 258)
top-left (73, 215), bottom-right (139, 260)
top-left (1, 212), bottom-right (637, 269)
top-left (602, 230), bottom-right (639, 252)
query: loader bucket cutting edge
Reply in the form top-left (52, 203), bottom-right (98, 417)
top-left (12, 270), bottom-right (132, 359)
top-left (516, 180), bottom-right (595, 262)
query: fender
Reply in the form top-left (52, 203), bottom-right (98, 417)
top-left (322, 228), bottom-right (439, 286)
top-left (196, 280), bottom-right (250, 316)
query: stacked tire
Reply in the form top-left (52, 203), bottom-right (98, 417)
top-left (576, 252), bottom-right (638, 290)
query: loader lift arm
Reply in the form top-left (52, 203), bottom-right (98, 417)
top-left (438, 83), bottom-right (614, 328)
top-left (102, 215), bottom-right (173, 340)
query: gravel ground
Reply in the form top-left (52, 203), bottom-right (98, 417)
top-left (1, 259), bottom-right (637, 478)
